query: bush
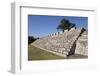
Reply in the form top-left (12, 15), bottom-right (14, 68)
top-left (28, 36), bottom-right (37, 44)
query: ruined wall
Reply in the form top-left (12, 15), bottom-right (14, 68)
top-left (75, 31), bottom-right (88, 56)
top-left (31, 28), bottom-right (88, 58)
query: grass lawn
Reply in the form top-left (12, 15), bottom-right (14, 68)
top-left (28, 45), bottom-right (65, 61)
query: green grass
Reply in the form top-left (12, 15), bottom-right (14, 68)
top-left (28, 45), bottom-right (65, 61)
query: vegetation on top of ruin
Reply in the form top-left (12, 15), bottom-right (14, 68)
top-left (57, 18), bottom-right (76, 32)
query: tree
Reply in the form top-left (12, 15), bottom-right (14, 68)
top-left (28, 36), bottom-right (37, 44)
top-left (57, 18), bottom-right (76, 32)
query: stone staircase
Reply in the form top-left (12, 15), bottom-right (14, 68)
top-left (75, 31), bottom-right (88, 56)
top-left (31, 28), bottom-right (87, 58)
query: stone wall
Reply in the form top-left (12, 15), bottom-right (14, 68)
top-left (75, 31), bottom-right (88, 56)
top-left (31, 28), bottom-right (88, 58)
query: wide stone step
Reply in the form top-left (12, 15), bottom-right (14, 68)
top-left (82, 33), bottom-right (87, 36)
top-left (47, 46), bottom-right (70, 54)
top-left (78, 38), bottom-right (88, 41)
top-left (48, 48), bottom-right (69, 55)
top-left (82, 31), bottom-right (88, 35)
top-left (78, 34), bottom-right (88, 40)
top-left (77, 40), bottom-right (87, 47)
top-left (81, 35), bottom-right (88, 38)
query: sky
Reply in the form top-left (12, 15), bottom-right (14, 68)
top-left (28, 15), bottom-right (88, 38)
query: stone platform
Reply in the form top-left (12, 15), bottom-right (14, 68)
top-left (31, 28), bottom-right (88, 58)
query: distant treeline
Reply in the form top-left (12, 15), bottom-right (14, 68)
top-left (28, 36), bottom-right (39, 44)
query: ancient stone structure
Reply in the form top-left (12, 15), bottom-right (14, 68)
top-left (75, 31), bottom-right (88, 56)
top-left (31, 27), bottom-right (88, 58)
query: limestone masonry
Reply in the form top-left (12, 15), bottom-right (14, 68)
top-left (31, 27), bottom-right (88, 58)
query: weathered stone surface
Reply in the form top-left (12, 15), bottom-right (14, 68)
top-left (75, 31), bottom-right (88, 56)
top-left (31, 28), bottom-right (88, 58)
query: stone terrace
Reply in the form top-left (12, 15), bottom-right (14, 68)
top-left (31, 28), bottom-right (88, 58)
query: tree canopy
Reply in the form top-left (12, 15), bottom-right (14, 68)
top-left (57, 18), bottom-right (76, 32)
top-left (28, 36), bottom-right (39, 44)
